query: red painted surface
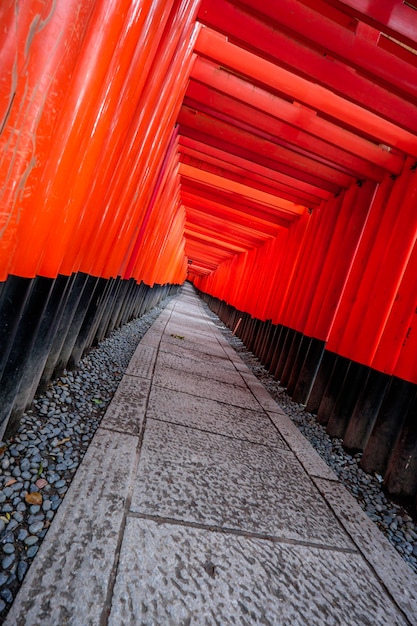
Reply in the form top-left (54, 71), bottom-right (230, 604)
top-left (2, 0), bottom-right (417, 385)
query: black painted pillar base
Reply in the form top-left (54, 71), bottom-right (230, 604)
top-left (7, 275), bottom-right (71, 435)
top-left (343, 369), bottom-right (391, 452)
top-left (317, 356), bottom-right (350, 426)
top-left (53, 275), bottom-right (98, 378)
top-left (287, 334), bottom-right (311, 396)
top-left (281, 330), bottom-right (302, 388)
top-left (384, 390), bottom-right (417, 500)
top-left (0, 276), bottom-right (33, 380)
top-left (274, 328), bottom-right (295, 382)
top-left (361, 378), bottom-right (417, 476)
top-left (292, 337), bottom-right (325, 405)
top-left (269, 325), bottom-right (284, 376)
top-left (0, 276), bottom-right (54, 438)
top-left (37, 273), bottom-right (91, 393)
top-left (305, 350), bottom-right (338, 414)
top-left (326, 362), bottom-right (370, 438)
top-left (263, 324), bottom-right (279, 370)
top-left (68, 277), bottom-right (108, 369)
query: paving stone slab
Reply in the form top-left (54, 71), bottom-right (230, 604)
top-left (100, 374), bottom-right (151, 435)
top-left (140, 330), bottom-right (162, 348)
top-left (160, 335), bottom-right (227, 359)
top-left (126, 344), bottom-right (158, 378)
top-left (165, 318), bottom-right (213, 333)
top-left (147, 385), bottom-right (289, 449)
top-left (158, 341), bottom-right (236, 369)
top-left (108, 517), bottom-right (407, 626)
top-left (241, 373), bottom-right (287, 413)
top-left (313, 477), bottom-right (417, 624)
top-left (220, 346), bottom-right (249, 372)
top-left (152, 364), bottom-right (260, 409)
top-left (132, 420), bottom-right (353, 547)
top-left (155, 350), bottom-right (246, 386)
top-left (268, 412), bottom-right (339, 481)
top-left (4, 429), bottom-right (138, 626)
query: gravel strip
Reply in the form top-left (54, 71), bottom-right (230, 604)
top-left (0, 296), bottom-right (174, 620)
top-left (206, 310), bottom-right (417, 578)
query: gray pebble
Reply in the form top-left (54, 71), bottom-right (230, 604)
top-left (3, 543), bottom-right (15, 554)
top-left (55, 479), bottom-right (66, 489)
top-left (0, 598), bottom-right (6, 612)
top-left (2, 554), bottom-right (15, 569)
top-left (24, 535), bottom-right (39, 546)
top-left (0, 587), bottom-right (13, 603)
top-left (0, 572), bottom-right (8, 586)
top-left (28, 521), bottom-right (44, 535)
top-left (6, 519), bottom-right (18, 532)
top-left (26, 545), bottom-right (39, 558)
top-left (17, 560), bottom-right (28, 582)
top-left (13, 511), bottom-right (24, 523)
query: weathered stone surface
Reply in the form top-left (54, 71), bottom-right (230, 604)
top-left (152, 365), bottom-right (261, 410)
top-left (100, 374), bottom-right (151, 435)
top-left (313, 477), bottom-right (417, 624)
top-left (109, 517), bottom-right (407, 626)
top-left (125, 344), bottom-right (158, 378)
top-left (132, 419), bottom-right (352, 548)
top-left (268, 412), bottom-right (339, 481)
top-left (4, 429), bottom-right (137, 626)
top-left (241, 373), bottom-right (287, 413)
top-left (139, 330), bottom-right (162, 348)
top-left (155, 350), bottom-right (246, 386)
top-left (159, 340), bottom-right (234, 369)
top-left (147, 385), bottom-right (289, 449)
top-left (160, 334), bottom-right (227, 359)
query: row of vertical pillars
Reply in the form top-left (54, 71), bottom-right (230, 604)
top-left (0, 273), bottom-right (179, 440)
top-left (199, 292), bottom-right (417, 514)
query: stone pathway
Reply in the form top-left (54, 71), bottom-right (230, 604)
top-left (5, 284), bottom-right (417, 625)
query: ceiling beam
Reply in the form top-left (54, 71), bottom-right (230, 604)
top-left (197, 0), bottom-right (417, 133)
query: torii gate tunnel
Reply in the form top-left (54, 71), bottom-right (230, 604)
top-left (2, 0), bottom-right (417, 510)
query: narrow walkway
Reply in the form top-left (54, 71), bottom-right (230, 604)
top-left (6, 285), bottom-right (417, 625)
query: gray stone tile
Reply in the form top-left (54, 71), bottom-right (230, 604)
top-left (155, 350), bottom-right (246, 386)
top-left (140, 330), bottom-right (161, 348)
top-left (160, 335), bottom-right (227, 358)
top-left (152, 365), bottom-right (260, 409)
top-left (159, 340), bottom-right (236, 369)
top-left (147, 385), bottom-right (288, 449)
top-left (109, 517), bottom-right (407, 626)
top-left (268, 412), bottom-right (339, 481)
top-left (100, 374), bottom-right (150, 435)
top-left (126, 344), bottom-right (158, 378)
top-left (241, 374), bottom-right (287, 413)
top-left (165, 319), bottom-right (213, 335)
top-left (4, 429), bottom-right (137, 626)
top-left (313, 478), bottom-right (417, 624)
top-left (132, 420), bottom-right (352, 547)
